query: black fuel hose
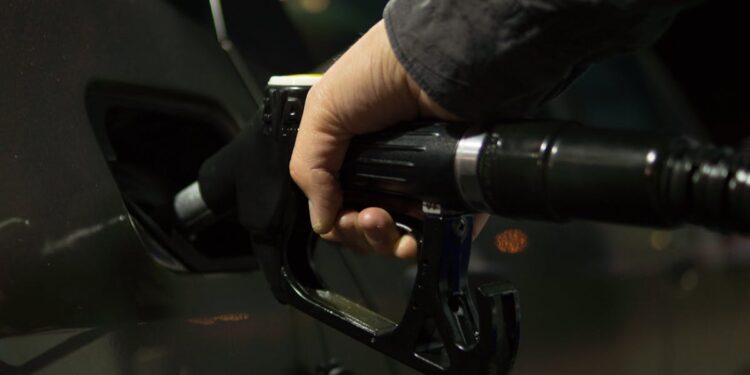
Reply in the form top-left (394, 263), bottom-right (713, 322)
top-left (180, 119), bottom-right (750, 234)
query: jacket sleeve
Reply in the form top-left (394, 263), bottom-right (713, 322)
top-left (384, 0), bottom-right (698, 119)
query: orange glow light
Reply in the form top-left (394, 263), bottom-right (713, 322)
top-left (187, 313), bottom-right (250, 326)
top-left (495, 229), bottom-right (528, 254)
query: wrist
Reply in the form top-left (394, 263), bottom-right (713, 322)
top-left (374, 19), bottom-right (459, 121)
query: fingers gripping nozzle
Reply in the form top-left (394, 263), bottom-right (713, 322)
top-left (173, 77), bottom-right (521, 374)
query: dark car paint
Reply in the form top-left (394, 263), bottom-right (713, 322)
top-left (0, 1), bottom-right (408, 373)
top-left (0, 0), bottom-right (257, 329)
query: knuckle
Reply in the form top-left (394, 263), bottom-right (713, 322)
top-left (306, 84), bottom-right (327, 106)
top-left (288, 158), bottom-right (305, 186)
top-left (308, 167), bottom-right (336, 188)
top-left (304, 84), bottom-right (339, 126)
top-left (303, 86), bottom-right (325, 116)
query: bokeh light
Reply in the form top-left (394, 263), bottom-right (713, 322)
top-left (300, 0), bottom-right (331, 13)
top-left (495, 229), bottom-right (528, 254)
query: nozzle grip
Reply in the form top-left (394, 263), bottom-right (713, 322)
top-left (340, 122), bottom-right (465, 210)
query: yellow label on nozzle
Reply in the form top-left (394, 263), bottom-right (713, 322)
top-left (268, 74), bottom-right (322, 87)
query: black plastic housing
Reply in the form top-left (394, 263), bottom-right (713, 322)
top-left (341, 122), bottom-right (465, 209)
top-left (478, 121), bottom-right (750, 233)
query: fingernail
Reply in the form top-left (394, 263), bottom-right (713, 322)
top-left (395, 234), bottom-right (417, 259)
top-left (309, 200), bottom-right (324, 233)
top-left (396, 235), bottom-right (412, 250)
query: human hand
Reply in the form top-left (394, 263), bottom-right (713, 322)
top-left (289, 20), bottom-right (485, 258)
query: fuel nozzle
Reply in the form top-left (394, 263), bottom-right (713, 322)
top-left (168, 75), bottom-right (750, 375)
top-left (174, 76), bottom-right (750, 236)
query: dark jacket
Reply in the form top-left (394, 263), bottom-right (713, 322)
top-left (384, 0), bottom-right (698, 119)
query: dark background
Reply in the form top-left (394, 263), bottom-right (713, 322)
top-left (1, 1), bottom-right (748, 374)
